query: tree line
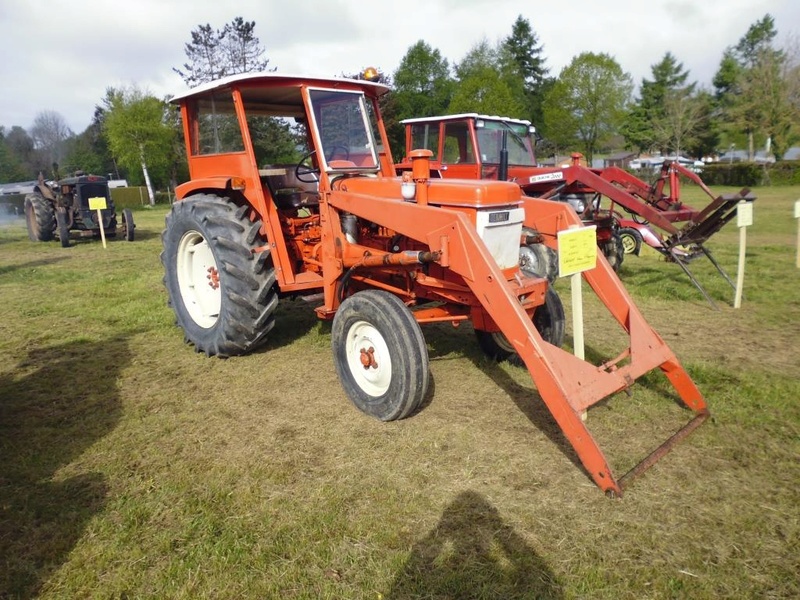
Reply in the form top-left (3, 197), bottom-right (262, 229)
top-left (1, 13), bottom-right (797, 193)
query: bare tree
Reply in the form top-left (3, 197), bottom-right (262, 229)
top-left (651, 87), bottom-right (706, 157)
top-left (29, 110), bottom-right (73, 176)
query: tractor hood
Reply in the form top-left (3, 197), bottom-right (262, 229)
top-left (334, 176), bottom-right (522, 209)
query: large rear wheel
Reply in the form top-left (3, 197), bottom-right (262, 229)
top-left (332, 290), bottom-right (430, 421)
top-left (160, 194), bottom-right (278, 357)
top-left (24, 194), bottom-right (56, 242)
top-left (519, 242), bottom-right (558, 283)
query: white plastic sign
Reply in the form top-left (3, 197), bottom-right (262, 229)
top-left (737, 201), bottom-right (753, 228)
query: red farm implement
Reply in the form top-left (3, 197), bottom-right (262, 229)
top-left (525, 155), bottom-right (756, 308)
top-left (397, 114), bottom-right (755, 307)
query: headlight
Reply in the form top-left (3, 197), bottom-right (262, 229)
top-left (563, 194), bottom-right (586, 214)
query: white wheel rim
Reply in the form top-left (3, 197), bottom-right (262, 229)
top-left (176, 230), bottom-right (221, 328)
top-left (621, 234), bottom-right (636, 254)
top-left (345, 320), bottom-right (392, 397)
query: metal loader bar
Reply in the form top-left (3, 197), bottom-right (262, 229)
top-left (485, 198), bottom-right (709, 497)
top-left (618, 409), bottom-right (710, 492)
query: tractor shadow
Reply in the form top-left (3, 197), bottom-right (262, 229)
top-left (0, 336), bottom-right (130, 599)
top-left (258, 296), bottom-right (330, 351)
top-left (424, 323), bottom-right (604, 480)
top-left (384, 490), bottom-right (563, 599)
top-left (0, 257), bottom-right (69, 277)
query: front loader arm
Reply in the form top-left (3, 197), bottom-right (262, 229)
top-left (329, 191), bottom-right (708, 496)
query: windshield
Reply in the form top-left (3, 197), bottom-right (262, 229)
top-left (308, 89), bottom-right (379, 170)
top-left (476, 120), bottom-right (536, 166)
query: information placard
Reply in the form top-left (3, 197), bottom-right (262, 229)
top-left (557, 225), bottom-right (597, 277)
top-left (794, 199), bottom-right (800, 219)
top-left (736, 201), bottom-right (753, 228)
top-left (88, 196), bottom-right (108, 210)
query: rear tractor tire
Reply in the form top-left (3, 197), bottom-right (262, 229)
top-left (160, 194), bottom-right (278, 357)
top-left (519, 242), bottom-right (558, 283)
top-left (332, 290), bottom-right (430, 421)
top-left (24, 194), bottom-right (56, 242)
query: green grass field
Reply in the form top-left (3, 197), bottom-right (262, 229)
top-left (1, 187), bottom-right (798, 599)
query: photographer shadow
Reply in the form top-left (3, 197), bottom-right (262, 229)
top-left (0, 336), bottom-right (130, 598)
top-left (385, 490), bottom-right (563, 599)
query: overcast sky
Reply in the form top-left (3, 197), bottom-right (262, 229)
top-left (1, 0), bottom-right (798, 134)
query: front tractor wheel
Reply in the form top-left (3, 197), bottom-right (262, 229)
top-left (160, 194), bottom-right (278, 357)
top-left (56, 207), bottom-right (71, 247)
top-left (122, 208), bottom-right (135, 241)
top-left (619, 227), bottom-right (642, 255)
top-left (599, 232), bottom-right (624, 272)
top-left (24, 194), bottom-right (56, 242)
top-left (476, 286), bottom-right (566, 367)
top-left (332, 290), bottom-right (430, 421)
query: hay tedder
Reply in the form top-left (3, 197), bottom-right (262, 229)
top-left (523, 155), bottom-right (755, 307)
top-left (163, 72), bottom-right (710, 496)
top-left (397, 114), bottom-right (754, 306)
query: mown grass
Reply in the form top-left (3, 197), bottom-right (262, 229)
top-left (0, 188), bottom-right (798, 599)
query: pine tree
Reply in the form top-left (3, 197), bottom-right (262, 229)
top-left (173, 18), bottom-right (272, 88)
top-left (502, 16), bottom-right (551, 127)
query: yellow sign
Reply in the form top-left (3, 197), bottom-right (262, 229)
top-left (557, 225), bottom-right (597, 277)
top-left (88, 196), bottom-right (107, 210)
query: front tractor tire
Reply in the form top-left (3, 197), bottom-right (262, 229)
top-left (619, 227), bottom-right (642, 256)
top-left (122, 208), bottom-right (135, 241)
top-left (161, 194), bottom-right (278, 357)
top-left (476, 286), bottom-right (566, 367)
top-left (599, 232), bottom-right (624, 272)
top-left (332, 290), bottom-right (430, 422)
top-left (24, 194), bottom-right (56, 242)
top-left (56, 207), bottom-right (70, 247)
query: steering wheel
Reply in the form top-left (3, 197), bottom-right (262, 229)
top-left (325, 144), bottom-right (350, 162)
top-left (295, 150), bottom-right (320, 183)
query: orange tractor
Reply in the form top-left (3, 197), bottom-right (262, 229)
top-left (396, 113), bottom-right (754, 306)
top-left (163, 72), bottom-right (709, 496)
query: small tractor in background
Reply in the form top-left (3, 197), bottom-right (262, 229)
top-left (24, 172), bottom-right (135, 247)
top-left (397, 114), bottom-right (754, 306)
top-left (162, 71), bottom-right (711, 496)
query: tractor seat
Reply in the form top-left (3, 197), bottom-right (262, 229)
top-left (260, 165), bottom-right (320, 209)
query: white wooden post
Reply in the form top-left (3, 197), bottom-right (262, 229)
top-left (734, 200), bottom-right (753, 309)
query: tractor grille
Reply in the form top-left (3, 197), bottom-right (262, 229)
top-left (77, 184), bottom-right (111, 209)
top-left (476, 207), bottom-right (524, 269)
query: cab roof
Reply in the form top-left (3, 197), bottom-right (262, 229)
top-left (400, 113), bottom-right (533, 127)
top-left (170, 71), bottom-right (391, 105)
